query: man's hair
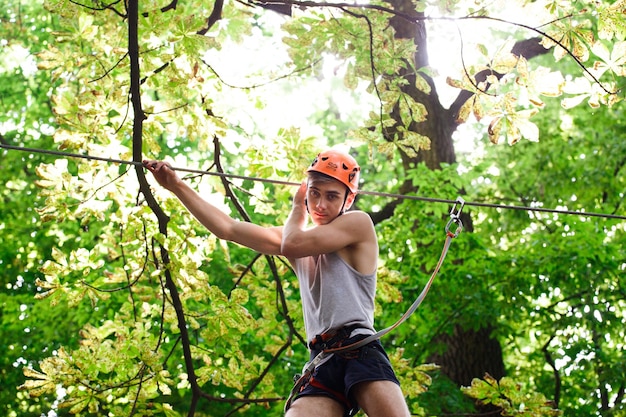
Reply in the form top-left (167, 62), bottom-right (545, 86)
top-left (307, 171), bottom-right (350, 195)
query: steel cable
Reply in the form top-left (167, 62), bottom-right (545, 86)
top-left (2, 143), bottom-right (625, 221)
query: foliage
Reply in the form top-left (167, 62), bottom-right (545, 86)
top-left (462, 374), bottom-right (562, 416)
top-left (1, 0), bottom-right (624, 416)
top-left (464, 96), bottom-right (626, 417)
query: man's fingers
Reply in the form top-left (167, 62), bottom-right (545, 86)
top-left (142, 160), bottom-right (167, 171)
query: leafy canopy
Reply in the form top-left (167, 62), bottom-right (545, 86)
top-left (0, 0), bottom-right (624, 416)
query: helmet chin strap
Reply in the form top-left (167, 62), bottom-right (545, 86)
top-left (338, 190), bottom-right (350, 216)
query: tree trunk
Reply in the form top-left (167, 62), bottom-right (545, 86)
top-left (428, 325), bottom-right (506, 386)
top-left (383, 0), bottom-right (506, 391)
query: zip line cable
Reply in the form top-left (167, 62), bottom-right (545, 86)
top-left (0, 143), bottom-right (297, 186)
top-left (2, 143), bottom-right (625, 221)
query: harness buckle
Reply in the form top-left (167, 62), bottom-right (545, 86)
top-left (309, 325), bottom-right (358, 350)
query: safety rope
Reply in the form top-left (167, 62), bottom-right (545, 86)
top-left (284, 198), bottom-right (465, 412)
top-left (1, 143), bottom-right (625, 221)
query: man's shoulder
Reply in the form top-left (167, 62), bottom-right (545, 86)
top-left (342, 210), bottom-right (373, 224)
top-left (335, 211), bottom-right (376, 241)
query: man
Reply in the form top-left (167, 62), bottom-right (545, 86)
top-left (144, 149), bottom-right (410, 417)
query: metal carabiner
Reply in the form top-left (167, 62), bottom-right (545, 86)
top-left (445, 197), bottom-right (465, 237)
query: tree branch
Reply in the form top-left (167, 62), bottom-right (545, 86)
top-left (212, 136), bottom-right (306, 346)
top-left (542, 335), bottom-right (561, 407)
top-left (198, 0), bottom-right (224, 35)
top-left (127, 0), bottom-right (203, 414)
top-left (449, 37), bottom-right (549, 121)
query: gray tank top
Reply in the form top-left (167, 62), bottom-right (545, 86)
top-left (293, 252), bottom-right (376, 342)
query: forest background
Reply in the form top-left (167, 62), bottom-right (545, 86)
top-left (0, 0), bottom-right (624, 416)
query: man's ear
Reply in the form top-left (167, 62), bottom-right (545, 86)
top-left (344, 193), bottom-right (356, 211)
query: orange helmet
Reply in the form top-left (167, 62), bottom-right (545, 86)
top-left (307, 149), bottom-right (360, 194)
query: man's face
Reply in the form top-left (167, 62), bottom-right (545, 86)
top-left (306, 180), bottom-right (351, 225)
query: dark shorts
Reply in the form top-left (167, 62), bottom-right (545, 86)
top-left (292, 334), bottom-right (400, 417)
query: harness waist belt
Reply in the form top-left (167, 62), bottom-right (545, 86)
top-left (308, 325), bottom-right (362, 350)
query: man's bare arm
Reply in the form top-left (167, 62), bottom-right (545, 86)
top-left (144, 160), bottom-right (283, 255)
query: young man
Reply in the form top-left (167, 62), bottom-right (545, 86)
top-left (144, 149), bottom-right (410, 417)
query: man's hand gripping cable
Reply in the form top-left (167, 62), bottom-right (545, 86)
top-left (284, 197), bottom-right (465, 412)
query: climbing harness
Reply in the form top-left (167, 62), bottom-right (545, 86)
top-left (284, 198), bottom-right (465, 412)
